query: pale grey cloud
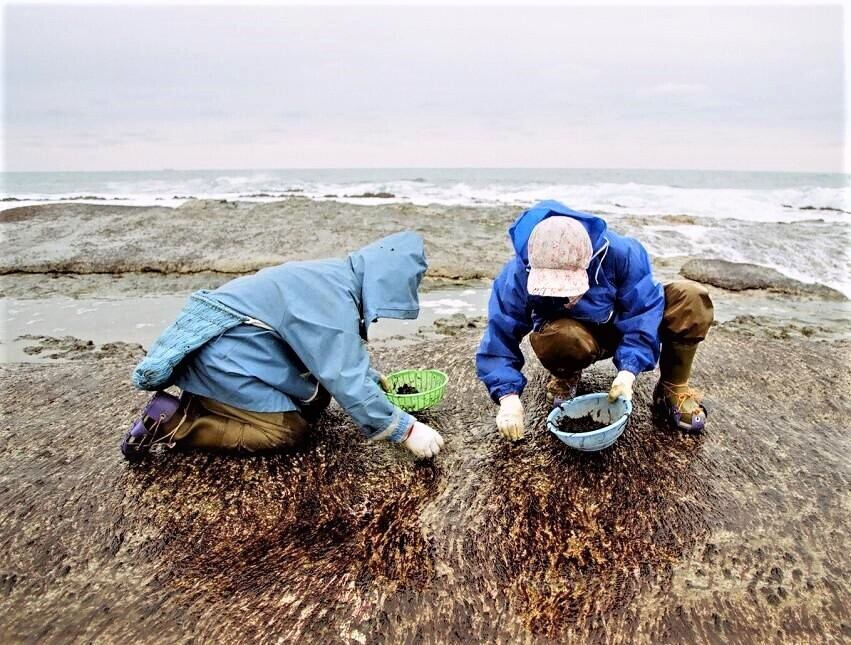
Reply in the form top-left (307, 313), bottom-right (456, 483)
top-left (640, 83), bottom-right (710, 97)
top-left (4, 4), bottom-right (845, 171)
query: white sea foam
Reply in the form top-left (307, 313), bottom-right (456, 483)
top-left (420, 298), bottom-right (478, 315)
top-left (2, 169), bottom-right (848, 295)
top-left (4, 171), bottom-right (849, 222)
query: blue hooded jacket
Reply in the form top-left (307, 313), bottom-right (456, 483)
top-left (173, 231), bottom-right (427, 442)
top-left (476, 200), bottom-right (664, 402)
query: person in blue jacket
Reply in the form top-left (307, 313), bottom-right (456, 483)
top-left (122, 231), bottom-right (444, 461)
top-left (476, 200), bottom-right (714, 440)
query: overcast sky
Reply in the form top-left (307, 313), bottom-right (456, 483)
top-left (4, 4), bottom-right (846, 172)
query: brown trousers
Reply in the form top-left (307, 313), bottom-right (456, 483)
top-left (172, 389), bottom-right (330, 453)
top-left (529, 280), bottom-right (714, 376)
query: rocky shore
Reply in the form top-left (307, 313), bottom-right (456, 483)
top-left (0, 199), bottom-right (516, 281)
top-left (1, 199), bottom-right (849, 643)
top-left (3, 199), bottom-right (846, 302)
top-left (1, 327), bottom-right (849, 643)
top-left (681, 258), bottom-right (848, 300)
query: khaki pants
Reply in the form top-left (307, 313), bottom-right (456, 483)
top-left (529, 280), bottom-right (714, 376)
top-left (172, 395), bottom-right (323, 453)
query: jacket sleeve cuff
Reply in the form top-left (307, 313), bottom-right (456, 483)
top-left (491, 383), bottom-right (521, 403)
top-left (390, 412), bottom-right (414, 443)
top-left (388, 411), bottom-right (414, 443)
top-left (298, 381), bottom-right (321, 404)
top-left (370, 409), bottom-right (413, 443)
top-left (613, 357), bottom-right (642, 375)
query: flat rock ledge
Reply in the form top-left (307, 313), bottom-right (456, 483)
top-left (680, 258), bottom-right (848, 300)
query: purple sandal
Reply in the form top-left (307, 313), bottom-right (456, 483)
top-left (653, 382), bottom-right (708, 433)
top-left (121, 391), bottom-right (184, 462)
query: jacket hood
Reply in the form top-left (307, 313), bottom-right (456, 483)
top-left (509, 200), bottom-right (609, 265)
top-left (348, 231), bottom-right (428, 331)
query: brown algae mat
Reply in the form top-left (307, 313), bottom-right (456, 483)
top-left (555, 414), bottom-right (608, 434)
top-left (0, 328), bottom-right (849, 643)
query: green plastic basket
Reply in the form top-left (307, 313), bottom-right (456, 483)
top-left (384, 369), bottom-right (448, 412)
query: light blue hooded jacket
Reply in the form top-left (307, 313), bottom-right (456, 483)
top-left (173, 232), bottom-right (427, 442)
top-left (476, 200), bottom-right (665, 402)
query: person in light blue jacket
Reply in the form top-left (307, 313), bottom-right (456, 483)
top-left (121, 231), bottom-right (444, 461)
top-left (476, 201), bottom-right (714, 440)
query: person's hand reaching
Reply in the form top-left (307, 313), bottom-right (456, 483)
top-left (402, 420), bottom-right (444, 458)
top-left (496, 394), bottom-right (525, 441)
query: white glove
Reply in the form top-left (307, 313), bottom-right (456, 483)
top-left (496, 394), bottom-right (525, 441)
top-left (608, 370), bottom-right (636, 402)
top-left (402, 420), bottom-right (444, 459)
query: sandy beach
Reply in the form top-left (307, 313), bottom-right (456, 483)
top-left (1, 198), bottom-right (849, 643)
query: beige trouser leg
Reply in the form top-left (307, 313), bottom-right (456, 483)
top-left (656, 280), bottom-right (714, 426)
top-left (660, 280), bottom-right (714, 346)
top-left (173, 396), bottom-right (310, 453)
top-left (659, 280), bottom-right (714, 384)
top-left (530, 318), bottom-right (618, 375)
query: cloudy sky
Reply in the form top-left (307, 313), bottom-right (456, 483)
top-left (4, 4), bottom-right (846, 172)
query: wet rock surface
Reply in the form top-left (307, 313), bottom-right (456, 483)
top-left (431, 313), bottom-right (487, 336)
top-left (715, 315), bottom-right (840, 340)
top-left (344, 191), bottom-right (396, 199)
top-left (4, 202), bottom-right (846, 311)
top-left (16, 335), bottom-right (145, 361)
top-left (1, 328), bottom-right (848, 643)
top-left (0, 200), bottom-right (515, 281)
top-left (0, 271), bottom-right (236, 299)
top-left (681, 258), bottom-right (848, 300)
top-left (0, 272), bottom-right (478, 300)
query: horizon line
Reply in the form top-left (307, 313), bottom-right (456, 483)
top-left (2, 166), bottom-right (848, 176)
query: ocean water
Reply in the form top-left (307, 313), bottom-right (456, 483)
top-left (2, 168), bottom-right (849, 295)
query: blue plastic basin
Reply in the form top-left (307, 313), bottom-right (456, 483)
top-left (547, 393), bottom-right (632, 452)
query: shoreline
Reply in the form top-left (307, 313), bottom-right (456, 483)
top-left (2, 199), bottom-right (849, 297)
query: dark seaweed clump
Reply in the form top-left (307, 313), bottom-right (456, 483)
top-left (395, 383), bottom-right (420, 395)
top-left (556, 414), bottom-right (606, 434)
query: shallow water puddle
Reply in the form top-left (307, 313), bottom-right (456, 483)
top-left (0, 288), bottom-right (491, 363)
top-left (2, 285), bottom-right (847, 363)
